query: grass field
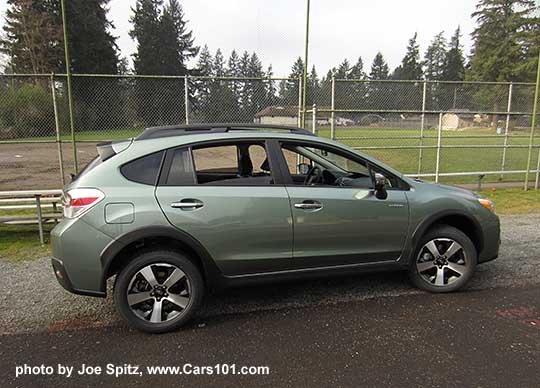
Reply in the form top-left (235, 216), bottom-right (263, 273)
top-left (321, 127), bottom-right (540, 185)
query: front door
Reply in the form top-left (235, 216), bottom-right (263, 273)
top-left (278, 141), bottom-right (409, 265)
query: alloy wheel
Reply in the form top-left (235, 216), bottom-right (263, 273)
top-left (416, 238), bottom-right (469, 287)
top-left (126, 263), bottom-right (191, 323)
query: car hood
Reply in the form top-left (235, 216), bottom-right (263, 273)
top-left (414, 180), bottom-right (478, 199)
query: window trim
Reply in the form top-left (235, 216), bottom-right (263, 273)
top-left (276, 139), bottom-right (410, 191)
top-left (158, 139), bottom-right (282, 187)
top-left (158, 146), bottom-right (197, 186)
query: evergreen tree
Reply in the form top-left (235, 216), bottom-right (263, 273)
top-left (130, 0), bottom-right (164, 125)
top-left (393, 33), bottom-right (423, 80)
top-left (306, 65), bottom-right (320, 106)
top-left (423, 32), bottom-right (447, 81)
top-left (193, 44), bottom-right (213, 112)
top-left (369, 52), bottom-right (390, 80)
top-left (238, 51), bottom-right (251, 77)
top-left (350, 57), bottom-right (366, 79)
top-left (468, 0), bottom-right (538, 82)
top-left (164, 0), bottom-right (198, 69)
top-left (66, 0), bottom-right (118, 74)
top-left (264, 64), bottom-right (278, 107)
top-left (335, 59), bottom-right (351, 79)
top-left (227, 49), bottom-right (241, 102)
top-left (0, 0), bottom-right (63, 74)
top-left (237, 50), bottom-right (252, 111)
top-left (442, 26), bottom-right (465, 81)
top-left (130, 0), bottom-right (162, 75)
top-left (1, 0), bottom-right (119, 74)
top-left (367, 52), bottom-right (390, 110)
top-left (227, 50), bottom-right (240, 77)
top-left (196, 44), bottom-right (213, 76)
top-left (130, 0), bottom-right (199, 125)
top-left (244, 52), bottom-right (265, 118)
top-left (213, 48), bottom-right (226, 77)
top-left (422, 32), bottom-right (449, 110)
top-left (281, 57), bottom-right (304, 105)
top-left (350, 56), bottom-right (367, 109)
top-left (205, 49), bottom-right (238, 122)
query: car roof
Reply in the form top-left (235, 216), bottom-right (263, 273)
top-left (136, 123), bottom-right (315, 140)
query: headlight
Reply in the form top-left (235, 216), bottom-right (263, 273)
top-left (478, 198), bottom-right (495, 213)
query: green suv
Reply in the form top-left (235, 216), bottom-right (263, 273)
top-left (51, 124), bottom-right (500, 333)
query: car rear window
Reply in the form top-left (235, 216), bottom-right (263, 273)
top-left (120, 151), bottom-right (164, 185)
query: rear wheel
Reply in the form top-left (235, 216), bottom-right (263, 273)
top-left (113, 249), bottom-right (204, 333)
top-left (409, 226), bottom-right (477, 293)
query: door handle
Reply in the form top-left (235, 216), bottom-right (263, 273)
top-left (294, 200), bottom-right (323, 211)
top-left (171, 199), bottom-right (204, 210)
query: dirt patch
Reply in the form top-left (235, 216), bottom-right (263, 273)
top-left (0, 142), bottom-right (97, 190)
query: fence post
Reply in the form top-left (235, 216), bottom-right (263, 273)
top-left (500, 82), bottom-right (513, 178)
top-left (297, 77), bottom-right (303, 127)
top-left (312, 104), bottom-right (317, 135)
top-left (418, 80), bottom-right (427, 175)
top-left (330, 76), bottom-right (336, 140)
top-left (525, 51), bottom-right (540, 190)
top-left (184, 75), bottom-right (190, 125)
top-left (35, 195), bottom-right (44, 245)
top-left (60, 0), bottom-right (78, 173)
top-left (50, 74), bottom-right (65, 186)
top-left (535, 141), bottom-right (540, 189)
top-left (435, 112), bottom-right (443, 183)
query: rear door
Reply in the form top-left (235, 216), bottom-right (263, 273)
top-left (155, 140), bottom-right (293, 276)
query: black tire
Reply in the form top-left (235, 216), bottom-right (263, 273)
top-left (113, 249), bottom-right (204, 333)
top-left (408, 225), bottom-right (477, 293)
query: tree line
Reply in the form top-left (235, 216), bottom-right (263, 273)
top-left (0, 0), bottom-right (538, 132)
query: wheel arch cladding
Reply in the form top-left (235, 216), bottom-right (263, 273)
top-left (412, 211), bottom-right (483, 256)
top-left (99, 226), bottom-right (222, 294)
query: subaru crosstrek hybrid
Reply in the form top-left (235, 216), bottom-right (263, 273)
top-left (51, 124), bottom-right (500, 333)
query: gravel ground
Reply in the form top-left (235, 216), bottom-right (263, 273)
top-left (1, 214), bottom-right (539, 335)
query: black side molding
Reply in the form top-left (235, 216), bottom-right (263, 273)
top-left (98, 225), bottom-right (223, 293)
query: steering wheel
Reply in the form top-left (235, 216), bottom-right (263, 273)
top-left (304, 166), bottom-right (323, 185)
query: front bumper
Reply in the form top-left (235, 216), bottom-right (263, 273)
top-left (477, 214), bottom-right (501, 264)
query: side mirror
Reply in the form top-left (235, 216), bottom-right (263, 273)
top-left (297, 163), bottom-right (310, 175)
top-left (374, 173), bottom-right (388, 200)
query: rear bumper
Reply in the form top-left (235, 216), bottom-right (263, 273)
top-left (51, 257), bottom-right (106, 297)
top-left (50, 217), bottom-right (115, 297)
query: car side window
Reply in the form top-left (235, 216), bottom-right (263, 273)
top-left (120, 151), bottom-right (164, 185)
top-left (191, 142), bottom-right (274, 185)
top-left (193, 145), bottom-right (238, 173)
top-left (279, 142), bottom-right (402, 189)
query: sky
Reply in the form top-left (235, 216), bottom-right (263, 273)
top-left (0, 0), bottom-right (479, 76)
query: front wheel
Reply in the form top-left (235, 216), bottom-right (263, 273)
top-left (113, 249), bottom-right (204, 333)
top-left (409, 226), bottom-right (477, 293)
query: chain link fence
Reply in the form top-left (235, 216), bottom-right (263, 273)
top-left (0, 74), bottom-right (538, 190)
top-left (308, 78), bottom-right (540, 187)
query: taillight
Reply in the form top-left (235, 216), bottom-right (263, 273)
top-left (62, 188), bottom-right (105, 218)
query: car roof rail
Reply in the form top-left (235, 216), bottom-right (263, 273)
top-left (136, 123), bottom-right (315, 140)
